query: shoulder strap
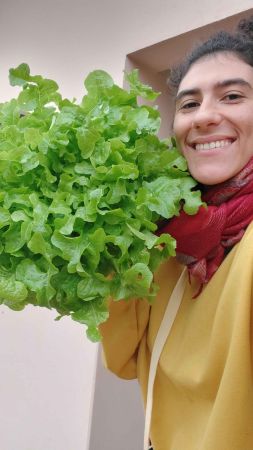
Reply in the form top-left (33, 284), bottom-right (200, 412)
top-left (143, 268), bottom-right (187, 450)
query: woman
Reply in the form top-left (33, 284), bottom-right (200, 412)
top-left (100, 17), bottom-right (253, 450)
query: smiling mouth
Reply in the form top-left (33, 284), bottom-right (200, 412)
top-left (191, 138), bottom-right (236, 151)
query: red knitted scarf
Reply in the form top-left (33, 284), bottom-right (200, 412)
top-left (158, 157), bottom-right (253, 293)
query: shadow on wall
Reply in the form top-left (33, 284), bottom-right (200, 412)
top-left (88, 345), bottom-right (144, 450)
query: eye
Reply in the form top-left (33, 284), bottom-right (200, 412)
top-left (222, 92), bottom-right (244, 102)
top-left (179, 100), bottom-right (200, 111)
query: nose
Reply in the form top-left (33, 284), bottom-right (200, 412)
top-left (191, 100), bottom-right (222, 129)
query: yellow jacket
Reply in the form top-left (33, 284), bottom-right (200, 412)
top-left (100, 221), bottom-right (253, 450)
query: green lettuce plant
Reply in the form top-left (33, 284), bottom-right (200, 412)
top-left (0, 64), bottom-right (202, 341)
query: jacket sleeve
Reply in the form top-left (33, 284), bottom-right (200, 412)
top-left (99, 297), bottom-right (150, 380)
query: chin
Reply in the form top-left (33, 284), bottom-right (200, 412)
top-left (190, 169), bottom-right (232, 186)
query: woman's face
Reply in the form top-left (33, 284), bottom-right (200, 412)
top-left (173, 52), bottom-right (253, 185)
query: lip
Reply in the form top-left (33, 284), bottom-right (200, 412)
top-left (187, 135), bottom-right (237, 150)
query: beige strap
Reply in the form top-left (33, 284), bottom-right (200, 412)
top-left (143, 268), bottom-right (187, 450)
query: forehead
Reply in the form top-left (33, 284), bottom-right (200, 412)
top-left (178, 52), bottom-right (253, 91)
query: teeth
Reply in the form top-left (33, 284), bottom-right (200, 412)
top-left (195, 139), bottom-right (233, 151)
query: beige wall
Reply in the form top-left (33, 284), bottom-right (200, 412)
top-left (1, 0), bottom-right (253, 97)
top-left (0, 1), bottom-right (252, 449)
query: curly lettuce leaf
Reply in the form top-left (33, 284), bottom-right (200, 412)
top-left (0, 64), bottom-right (203, 341)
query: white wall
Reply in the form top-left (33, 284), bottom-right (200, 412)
top-left (0, 1), bottom-right (252, 449)
top-left (0, 307), bottom-right (97, 450)
top-left (1, 0), bottom-right (253, 100)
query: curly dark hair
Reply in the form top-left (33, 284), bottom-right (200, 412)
top-left (169, 16), bottom-right (253, 93)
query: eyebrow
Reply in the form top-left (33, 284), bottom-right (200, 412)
top-left (175, 78), bottom-right (252, 103)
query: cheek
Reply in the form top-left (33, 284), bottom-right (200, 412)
top-left (243, 119), bottom-right (253, 142)
top-left (173, 116), bottom-right (189, 145)
top-left (173, 132), bottom-right (184, 155)
top-left (236, 112), bottom-right (253, 140)
top-left (173, 128), bottom-right (187, 155)
top-left (177, 142), bottom-right (187, 157)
